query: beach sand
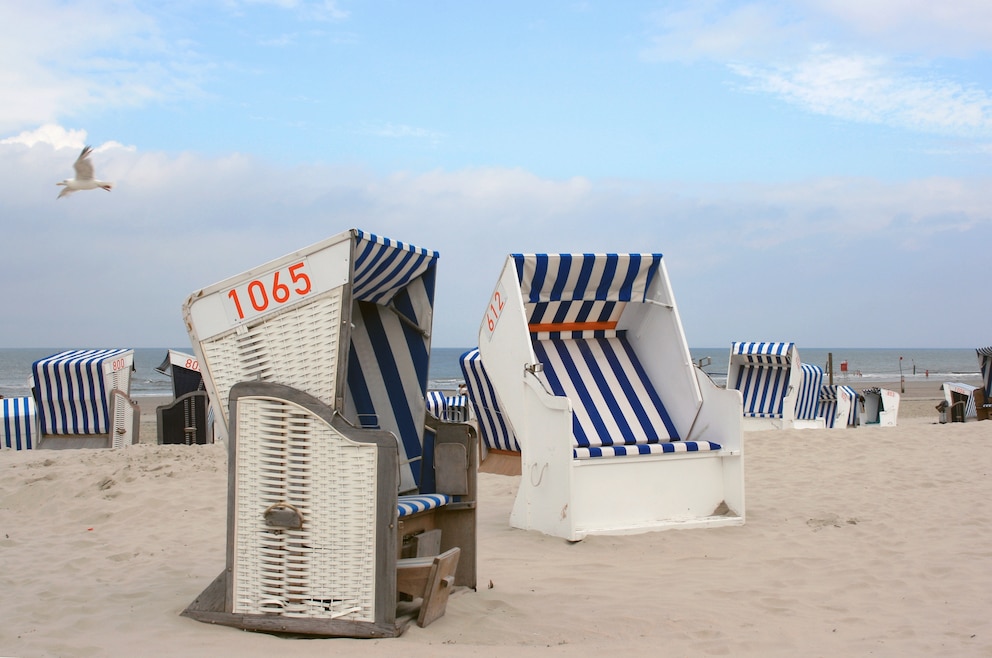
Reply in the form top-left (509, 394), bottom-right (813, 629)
top-left (1, 382), bottom-right (989, 657)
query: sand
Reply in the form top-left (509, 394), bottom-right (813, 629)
top-left (1, 383), bottom-right (990, 657)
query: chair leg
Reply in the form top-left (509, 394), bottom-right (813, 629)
top-left (396, 547), bottom-right (461, 628)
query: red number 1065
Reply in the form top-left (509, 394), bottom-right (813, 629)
top-left (227, 261), bottom-right (312, 321)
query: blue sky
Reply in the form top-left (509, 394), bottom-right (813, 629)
top-left (1, 0), bottom-right (991, 349)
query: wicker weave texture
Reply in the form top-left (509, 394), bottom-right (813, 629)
top-left (202, 290), bottom-right (344, 430)
top-left (232, 396), bottom-right (379, 621)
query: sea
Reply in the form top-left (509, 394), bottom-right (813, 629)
top-left (0, 346), bottom-right (984, 401)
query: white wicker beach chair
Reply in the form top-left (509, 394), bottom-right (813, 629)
top-left (182, 228), bottom-right (475, 635)
top-left (476, 252), bottom-right (744, 541)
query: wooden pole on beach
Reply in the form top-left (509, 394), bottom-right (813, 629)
top-left (827, 352), bottom-right (833, 386)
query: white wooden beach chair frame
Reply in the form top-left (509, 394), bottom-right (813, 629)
top-left (860, 387), bottom-right (900, 426)
top-left (477, 253), bottom-right (744, 541)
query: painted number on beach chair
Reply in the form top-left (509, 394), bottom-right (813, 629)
top-left (484, 283), bottom-right (506, 340)
top-left (225, 260), bottom-right (313, 324)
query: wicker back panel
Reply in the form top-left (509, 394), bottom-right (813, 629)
top-left (232, 396), bottom-right (379, 620)
top-left (201, 289), bottom-right (344, 431)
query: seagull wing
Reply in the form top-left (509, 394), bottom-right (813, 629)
top-left (73, 146), bottom-right (95, 180)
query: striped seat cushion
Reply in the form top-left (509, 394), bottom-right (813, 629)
top-left (397, 493), bottom-right (451, 518)
top-left (533, 335), bottom-right (682, 452)
top-left (574, 440), bottom-right (721, 460)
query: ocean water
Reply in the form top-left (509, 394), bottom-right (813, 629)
top-left (0, 346), bottom-right (984, 400)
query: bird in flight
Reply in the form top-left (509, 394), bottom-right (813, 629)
top-left (57, 146), bottom-right (114, 199)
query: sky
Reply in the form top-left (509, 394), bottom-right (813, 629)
top-left (1, 0), bottom-right (991, 350)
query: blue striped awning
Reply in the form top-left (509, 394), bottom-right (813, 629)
top-left (731, 342), bottom-right (795, 365)
top-left (460, 348), bottom-right (520, 452)
top-left (352, 230), bottom-right (440, 305)
top-left (1, 397), bottom-right (37, 450)
top-left (31, 349), bottom-right (132, 436)
top-left (794, 363), bottom-right (823, 421)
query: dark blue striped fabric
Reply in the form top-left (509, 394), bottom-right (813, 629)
top-left (459, 348), bottom-right (520, 452)
top-left (794, 363), bottom-right (823, 421)
top-left (1, 397), bottom-right (36, 450)
top-left (31, 349), bottom-right (131, 435)
top-left (574, 440), bottom-right (721, 459)
top-left (735, 364), bottom-right (791, 418)
top-left (512, 253), bottom-right (662, 304)
top-left (978, 347), bottom-right (992, 399)
top-left (397, 493), bottom-right (451, 518)
top-left (732, 341), bottom-right (795, 365)
top-left (352, 230), bottom-right (440, 305)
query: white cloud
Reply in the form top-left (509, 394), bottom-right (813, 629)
top-left (644, 1), bottom-right (992, 138)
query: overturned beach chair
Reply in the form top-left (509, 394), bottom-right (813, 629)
top-left (941, 382), bottom-right (978, 422)
top-left (1, 397), bottom-right (38, 451)
top-left (154, 350), bottom-right (211, 445)
top-left (860, 387), bottom-right (900, 426)
top-left (819, 385), bottom-right (859, 429)
top-left (181, 228), bottom-right (475, 636)
top-left (476, 253), bottom-right (744, 541)
top-left (459, 347), bottom-right (521, 474)
top-left (977, 347), bottom-right (992, 421)
top-left (727, 342), bottom-right (825, 430)
top-left (30, 349), bottom-right (139, 449)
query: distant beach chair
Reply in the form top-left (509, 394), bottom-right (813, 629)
top-left (154, 349), bottom-right (211, 445)
top-left (860, 387), bottom-right (900, 426)
top-left (977, 347), bottom-right (992, 421)
top-left (30, 349), bottom-right (139, 448)
top-left (181, 228), bottom-right (474, 636)
top-left (425, 390), bottom-right (469, 423)
top-left (819, 385), bottom-right (859, 429)
top-left (475, 252), bottom-right (744, 541)
top-left (941, 382), bottom-right (978, 422)
top-left (1, 396), bottom-right (38, 451)
top-left (726, 342), bottom-right (826, 430)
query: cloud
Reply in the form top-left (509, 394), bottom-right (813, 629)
top-left (1, 130), bottom-right (990, 348)
top-left (643, 1), bottom-right (992, 138)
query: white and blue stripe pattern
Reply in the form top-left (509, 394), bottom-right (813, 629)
top-left (32, 348), bottom-right (130, 436)
top-left (397, 493), bottom-right (452, 518)
top-left (734, 364), bottom-right (790, 418)
top-left (1, 397), bottom-right (37, 450)
top-left (533, 335), bottom-right (680, 451)
top-left (794, 363), bottom-right (823, 421)
top-left (345, 233), bottom-right (438, 493)
top-left (732, 341), bottom-right (794, 364)
top-left (512, 253), bottom-right (662, 304)
top-left (820, 385), bottom-right (858, 428)
top-left (574, 440), bottom-right (721, 460)
top-left (459, 348), bottom-right (520, 452)
top-left (352, 229), bottom-right (440, 305)
top-left (978, 347), bottom-right (992, 399)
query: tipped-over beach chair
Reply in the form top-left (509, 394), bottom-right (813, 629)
top-left (976, 347), bottom-right (992, 421)
top-left (155, 349), bottom-right (211, 445)
top-left (30, 349), bottom-right (139, 449)
top-left (1, 396), bottom-right (38, 451)
top-left (860, 387), bottom-right (900, 426)
top-left (726, 342), bottom-right (825, 430)
top-left (819, 385), bottom-right (859, 429)
top-left (476, 252), bottom-right (744, 541)
top-left (941, 382), bottom-right (978, 422)
top-left (181, 228), bottom-right (475, 636)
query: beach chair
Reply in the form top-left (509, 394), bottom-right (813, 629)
top-left (941, 382), bottom-right (977, 422)
top-left (181, 228), bottom-right (475, 636)
top-left (425, 391), bottom-right (469, 423)
top-left (30, 349), bottom-right (139, 448)
top-left (1, 396), bottom-right (38, 451)
top-left (476, 253), bottom-right (744, 541)
top-left (819, 385), bottom-right (859, 429)
top-left (154, 350), bottom-right (212, 445)
top-left (459, 347), bottom-right (521, 474)
top-left (977, 347), bottom-right (992, 421)
top-left (860, 387), bottom-right (900, 426)
top-left (726, 342), bottom-right (826, 430)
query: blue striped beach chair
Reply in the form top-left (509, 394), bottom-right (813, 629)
top-left (30, 348), bottom-right (139, 448)
top-left (459, 348), bottom-right (520, 454)
top-left (475, 252), bottom-right (744, 540)
top-left (819, 385), bottom-right (859, 429)
top-left (976, 347), bottom-right (992, 420)
top-left (1, 397), bottom-right (38, 451)
top-left (182, 228), bottom-right (474, 636)
top-left (727, 342), bottom-right (825, 430)
top-left (860, 387), bottom-right (900, 426)
top-left (425, 391), bottom-right (469, 423)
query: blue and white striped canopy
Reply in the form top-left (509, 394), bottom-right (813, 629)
top-left (352, 230), bottom-right (440, 305)
top-left (460, 348), bottom-right (520, 452)
top-left (732, 342), bottom-right (795, 365)
top-left (31, 349), bottom-right (131, 436)
top-left (512, 253), bottom-right (662, 303)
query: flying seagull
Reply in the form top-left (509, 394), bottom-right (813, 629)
top-left (56, 146), bottom-right (114, 199)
